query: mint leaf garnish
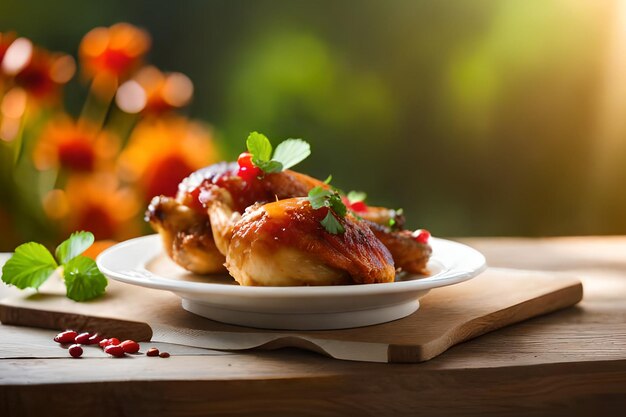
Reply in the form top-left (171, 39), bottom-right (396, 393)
top-left (63, 256), bottom-right (108, 301)
top-left (272, 139), bottom-right (311, 170)
top-left (1, 242), bottom-right (58, 290)
top-left (246, 132), bottom-right (273, 162)
top-left (2, 231), bottom-right (108, 301)
top-left (320, 211), bottom-right (345, 234)
top-left (255, 159), bottom-right (283, 173)
top-left (245, 132), bottom-right (311, 173)
top-left (55, 231), bottom-right (95, 265)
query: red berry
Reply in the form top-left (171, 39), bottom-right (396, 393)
top-left (88, 334), bottom-right (103, 345)
top-left (237, 166), bottom-right (262, 183)
top-left (120, 340), bottom-right (140, 354)
top-left (350, 201), bottom-right (368, 213)
top-left (159, 352), bottom-right (170, 358)
top-left (74, 332), bottom-right (91, 344)
top-left (236, 152), bottom-right (262, 182)
top-left (104, 344), bottom-right (125, 357)
top-left (98, 337), bottom-right (120, 348)
top-left (54, 330), bottom-right (78, 344)
top-left (68, 344), bottom-right (83, 358)
top-left (237, 166), bottom-right (251, 181)
top-left (413, 229), bottom-right (431, 244)
top-left (342, 196), bottom-right (369, 214)
top-left (146, 347), bottom-right (160, 357)
top-left (237, 152), bottom-right (254, 169)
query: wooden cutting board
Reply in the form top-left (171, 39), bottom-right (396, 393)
top-left (0, 267), bottom-right (582, 363)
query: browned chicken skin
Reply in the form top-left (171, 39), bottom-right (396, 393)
top-left (146, 162), bottom-right (431, 278)
top-left (146, 196), bottom-right (226, 274)
top-left (206, 193), bottom-right (396, 286)
top-left (367, 221), bottom-right (431, 274)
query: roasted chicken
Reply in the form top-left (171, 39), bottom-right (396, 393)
top-left (204, 187), bottom-right (395, 286)
top-left (146, 161), bottom-right (431, 280)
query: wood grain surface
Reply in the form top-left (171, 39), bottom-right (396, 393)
top-left (1, 237), bottom-right (626, 416)
top-left (0, 265), bottom-right (582, 363)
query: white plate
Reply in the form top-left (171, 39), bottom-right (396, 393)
top-left (97, 234), bottom-right (487, 330)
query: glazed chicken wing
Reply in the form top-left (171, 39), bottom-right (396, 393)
top-left (206, 191), bottom-right (396, 286)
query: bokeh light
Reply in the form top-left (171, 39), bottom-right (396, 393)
top-left (1, 37), bottom-right (32, 75)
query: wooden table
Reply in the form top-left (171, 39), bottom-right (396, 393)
top-left (1, 237), bottom-right (625, 416)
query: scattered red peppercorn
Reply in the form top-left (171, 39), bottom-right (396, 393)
top-left (54, 330), bottom-right (78, 344)
top-left (159, 352), bottom-right (170, 358)
top-left (88, 334), bottom-right (103, 345)
top-left (120, 340), bottom-right (140, 354)
top-left (413, 229), bottom-right (431, 244)
top-left (74, 332), bottom-right (91, 344)
top-left (146, 347), bottom-right (160, 357)
top-left (98, 338), bottom-right (110, 348)
top-left (68, 344), bottom-right (83, 358)
top-left (106, 337), bottom-right (120, 347)
top-left (103, 344), bottom-right (125, 357)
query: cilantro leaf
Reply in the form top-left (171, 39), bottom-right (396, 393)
top-left (308, 186), bottom-right (334, 209)
top-left (307, 184), bottom-right (348, 234)
top-left (55, 231), bottom-right (94, 265)
top-left (347, 191), bottom-right (367, 204)
top-left (272, 139), bottom-right (311, 170)
top-left (320, 211), bottom-right (345, 234)
top-left (1, 242), bottom-right (58, 290)
top-left (63, 256), bottom-right (108, 301)
top-left (247, 132), bottom-right (273, 163)
top-left (328, 194), bottom-right (347, 217)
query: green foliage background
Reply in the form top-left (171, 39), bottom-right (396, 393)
top-left (2, 0), bottom-right (624, 238)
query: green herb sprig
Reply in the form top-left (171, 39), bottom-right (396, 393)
top-left (307, 183), bottom-right (347, 235)
top-left (346, 190), bottom-right (367, 204)
top-left (1, 231), bottom-right (107, 301)
top-left (246, 132), bottom-right (311, 173)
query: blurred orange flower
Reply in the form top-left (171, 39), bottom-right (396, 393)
top-left (79, 23), bottom-right (150, 81)
top-left (13, 47), bottom-right (75, 101)
top-left (42, 173), bottom-right (141, 241)
top-left (116, 66), bottom-right (194, 115)
top-left (1, 34), bottom-right (74, 104)
top-left (33, 116), bottom-right (119, 173)
top-left (118, 115), bottom-right (218, 201)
